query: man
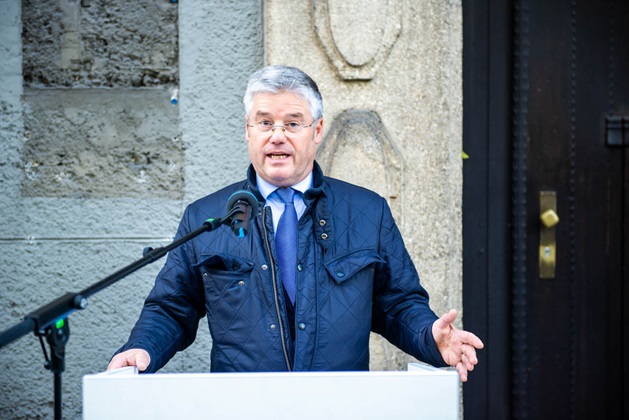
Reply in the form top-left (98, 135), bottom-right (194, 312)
top-left (108, 65), bottom-right (483, 381)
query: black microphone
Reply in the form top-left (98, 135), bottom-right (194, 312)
top-left (225, 190), bottom-right (259, 237)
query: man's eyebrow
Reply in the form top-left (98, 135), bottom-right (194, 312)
top-left (253, 111), bottom-right (305, 119)
top-left (254, 111), bottom-right (272, 118)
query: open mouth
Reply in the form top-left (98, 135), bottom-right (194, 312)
top-left (268, 153), bottom-right (290, 160)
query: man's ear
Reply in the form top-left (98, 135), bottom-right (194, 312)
top-left (244, 115), bottom-right (250, 142)
top-left (313, 117), bottom-right (324, 145)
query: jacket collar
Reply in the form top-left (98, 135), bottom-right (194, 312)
top-left (245, 162), bottom-right (332, 250)
top-left (245, 161), bottom-right (328, 205)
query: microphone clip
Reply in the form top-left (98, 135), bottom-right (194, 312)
top-left (227, 202), bottom-right (252, 237)
top-left (224, 190), bottom-right (259, 237)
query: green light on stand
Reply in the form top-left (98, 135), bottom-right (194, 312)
top-left (55, 319), bottom-right (65, 329)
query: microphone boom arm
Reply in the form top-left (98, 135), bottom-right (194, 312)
top-left (0, 188), bottom-right (258, 420)
top-left (0, 210), bottom-right (242, 420)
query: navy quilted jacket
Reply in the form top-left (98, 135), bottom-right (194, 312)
top-left (118, 162), bottom-right (446, 372)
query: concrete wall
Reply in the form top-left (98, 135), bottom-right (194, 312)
top-left (0, 0), bottom-right (462, 418)
top-left (1, 1), bottom-right (263, 418)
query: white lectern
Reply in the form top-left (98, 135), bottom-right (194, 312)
top-left (83, 363), bottom-right (459, 419)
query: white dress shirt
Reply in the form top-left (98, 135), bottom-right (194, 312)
top-left (256, 173), bottom-right (313, 233)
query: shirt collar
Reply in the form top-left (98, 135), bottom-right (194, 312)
top-left (256, 172), bottom-right (313, 200)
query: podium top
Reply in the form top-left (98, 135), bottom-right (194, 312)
top-left (84, 364), bottom-right (459, 420)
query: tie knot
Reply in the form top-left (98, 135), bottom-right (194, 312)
top-left (276, 188), bottom-right (296, 204)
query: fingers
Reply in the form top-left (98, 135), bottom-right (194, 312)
top-left (448, 319), bottom-right (484, 351)
top-left (107, 354), bottom-right (124, 371)
top-left (436, 309), bottom-right (458, 329)
top-left (456, 346), bottom-right (477, 382)
top-left (456, 337), bottom-right (483, 382)
top-left (432, 309), bottom-right (458, 342)
top-left (462, 330), bottom-right (485, 350)
top-left (107, 349), bottom-right (150, 372)
top-left (455, 352), bottom-right (472, 382)
top-left (456, 362), bottom-right (469, 382)
top-left (461, 344), bottom-right (477, 370)
top-left (432, 309), bottom-right (484, 382)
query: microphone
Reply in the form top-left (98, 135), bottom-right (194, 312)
top-left (225, 190), bottom-right (259, 237)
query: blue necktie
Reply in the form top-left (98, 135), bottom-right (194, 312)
top-left (275, 188), bottom-right (298, 305)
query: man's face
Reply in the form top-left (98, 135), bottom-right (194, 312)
top-left (245, 92), bottom-right (323, 187)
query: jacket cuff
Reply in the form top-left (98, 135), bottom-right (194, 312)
top-left (419, 325), bottom-right (449, 368)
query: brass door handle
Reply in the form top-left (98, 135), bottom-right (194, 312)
top-left (539, 192), bottom-right (558, 279)
top-left (540, 209), bottom-right (559, 228)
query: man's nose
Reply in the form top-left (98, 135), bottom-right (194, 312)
top-left (269, 126), bottom-right (287, 142)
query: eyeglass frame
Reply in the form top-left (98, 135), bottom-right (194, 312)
top-left (246, 117), bottom-right (319, 135)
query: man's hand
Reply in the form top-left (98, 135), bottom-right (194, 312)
top-left (107, 349), bottom-right (151, 372)
top-left (432, 309), bottom-right (484, 382)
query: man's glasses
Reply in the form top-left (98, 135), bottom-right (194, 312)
top-left (247, 118), bottom-right (317, 134)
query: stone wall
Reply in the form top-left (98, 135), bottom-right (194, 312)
top-left (0, 2), bottom-right (263, 418)
top-left (0, 0), bottom-right (462, 418)
top-left (21, 1), bottom-right (183, 199)
top-left (266, 0), bottom-right (463, 370)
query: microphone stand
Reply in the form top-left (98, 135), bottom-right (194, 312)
top-left (0, 205), bottom-right (246, 420)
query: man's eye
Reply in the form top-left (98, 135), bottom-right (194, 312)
top-left (258, 120), bottom-right (273, 127)
top-left (286, 121), bottom-right (301, 129)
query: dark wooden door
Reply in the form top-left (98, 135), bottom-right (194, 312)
top-left (520, 0), bottom-right (629, 418)
top-left (463, 0), bottom-right (629, 418)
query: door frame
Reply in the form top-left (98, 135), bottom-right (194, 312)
top-left (462, 0), bottom-right (514, 418)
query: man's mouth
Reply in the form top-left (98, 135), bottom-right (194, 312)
top-left (268, 153), bottom-right (290, 160)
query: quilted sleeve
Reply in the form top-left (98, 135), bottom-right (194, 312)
top-left (370, 197), bottom-right (448, 367)
top-left (114, 205), bottom-right (206, 373)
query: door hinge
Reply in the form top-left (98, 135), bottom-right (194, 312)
top-left (605, 116), bottom-right (629, 147)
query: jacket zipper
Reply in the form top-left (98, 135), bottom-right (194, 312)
top-left (262, 206), bottom-right (292, 371)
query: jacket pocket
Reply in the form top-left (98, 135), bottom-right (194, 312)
top-left (194, 254), bottom-right (254, 273)
top-left (323, 248), bottom-right (384, 284)
top-left (194, 254), bottom-right (254, 308)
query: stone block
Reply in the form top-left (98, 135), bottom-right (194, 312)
top-left (22, 0), bottom-right (178, 88)
top-left (21, 88), bottom-right (183, 199)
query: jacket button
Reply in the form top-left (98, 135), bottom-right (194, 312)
top-left (261, 264), bottom-right (268, 270)
top-left (319, 220), bottom-right (326, 226)
top-left (297, 263), bottom-right (303, 271)
top-left (270, 324), bottom-right (277, 331)
top-left (298, 323), bottom-right (306, 330)
top-left (238, 281), bottom-right (245, 286)
top-left (336, 272), bottom-right (345, 278)
top-left (202, 272), bottom-right (208, 278)
top-left (321, 233), bottom-right (328, 240)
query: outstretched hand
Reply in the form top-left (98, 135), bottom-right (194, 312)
top-left (432, 309), bottom-right (484, 382)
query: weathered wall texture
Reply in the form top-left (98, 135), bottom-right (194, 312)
top-left (21, 0), bottom-right (182, 199)
top-left (22, 89), bottom-right (183, 199)
top-left (266, 0), bottom-right (464, 370)
top-left (22, 0), bottom-right (178, 88)
top-left (0, 0), bottom-right (462, 418)
top-left (0, 1), bottom-right (263, 419)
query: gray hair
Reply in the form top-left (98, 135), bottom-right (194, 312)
top-left (243, 65), bottom-right (323, 121)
